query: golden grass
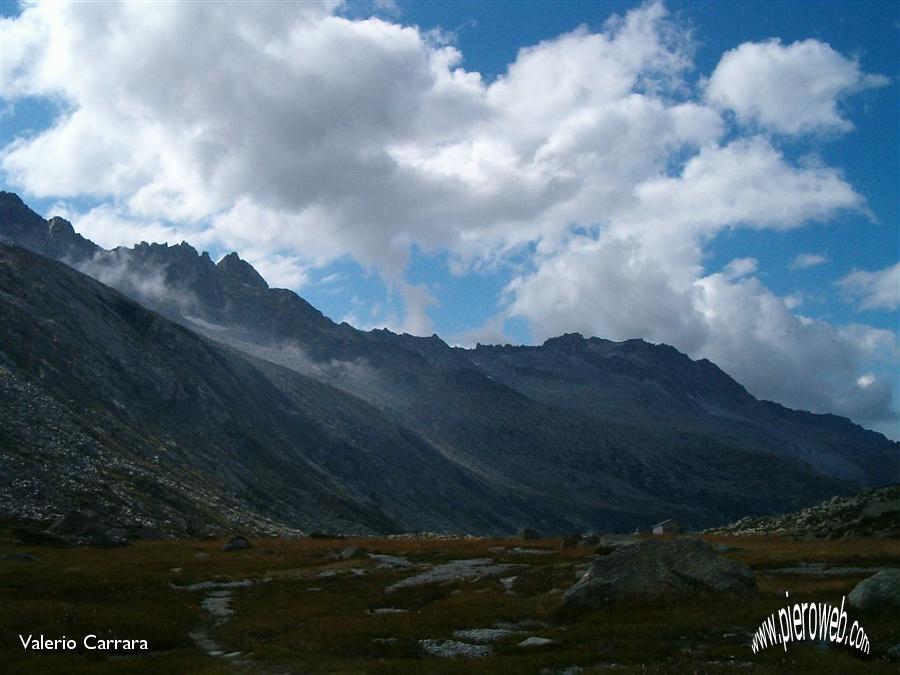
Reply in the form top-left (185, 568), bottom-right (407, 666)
top-left (0, 529), bottom-right (897, 674)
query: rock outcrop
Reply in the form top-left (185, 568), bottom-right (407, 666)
top-left (563, 539), bottom-right (755, 608)
top-left (848, 569), bottom-right (900, 610)
top-left (223, 536), bottom-right (253, 552)
top-left (706, 485), bottom-right (900, 539)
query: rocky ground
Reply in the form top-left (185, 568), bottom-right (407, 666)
top-left (705, 485), bottom-right (900, 539)
top-left (1, 521), bottom-right (899, 674)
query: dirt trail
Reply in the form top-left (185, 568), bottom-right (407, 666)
top-left (174, 578), bottom-right (262, 669)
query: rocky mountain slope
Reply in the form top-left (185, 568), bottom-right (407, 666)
top-left (1, 245), bottom-right (558, 537)
top-left (1, 191), bottom-right (897, 536)
top-left (706, 484), bottom-right (900, 539)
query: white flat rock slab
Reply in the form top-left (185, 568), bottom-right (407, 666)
top-left (368, 553), bottom-right (414, 568)
top-left (454, 628), bottom-right (518, 643)
top-left (366, 607), bottom-right (409, 615)
top-left (420, 639), bottom-right (492, 658)
top-left (387, 558), bottom-right (522, 591)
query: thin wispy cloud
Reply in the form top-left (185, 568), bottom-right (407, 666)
top-left (838, 263), bottom-right (900, 311)
top-left (789, 253), bottom-right (830, 270)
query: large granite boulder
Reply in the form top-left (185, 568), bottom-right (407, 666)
top-left (848, 569), bottom-right (900, 610)
top-left (563, 538), bottom-right (755, 608)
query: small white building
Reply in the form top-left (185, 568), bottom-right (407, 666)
top-left (652, 519), bottom-right (680, 535)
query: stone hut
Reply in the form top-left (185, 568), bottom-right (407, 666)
top-left (652, 519), bottom-right (680, 535)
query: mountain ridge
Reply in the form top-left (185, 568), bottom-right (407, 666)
top-left (1, 244), bottom-right (560, 536)
top-left (0, 188), bottom-right (887, 444)
top-left (1, 191), bottom-right (897, 537)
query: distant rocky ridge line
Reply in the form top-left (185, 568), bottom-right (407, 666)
top-left (1, 191), bottom-right (897, 538)
top-left (1, 191), bottom-right (887, 441)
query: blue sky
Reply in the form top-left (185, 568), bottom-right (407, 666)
top-left (1, 1), bottom-right (897, 435)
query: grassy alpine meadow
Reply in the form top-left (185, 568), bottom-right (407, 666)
top-left (1, 522), bottom-right (899, 674)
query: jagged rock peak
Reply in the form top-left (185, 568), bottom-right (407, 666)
top-left (542, 332), bottom-right (588, 349)
top-left (173, 240), bottom-right (199, 255)
top-left (0, 191), bottom-right (44, 231)
top-left (216, 251), bottom-right (268, 289)
top-left (47, 216), bottom-right (75, 237)
top-left (0, 190), bottom-right (25, 206)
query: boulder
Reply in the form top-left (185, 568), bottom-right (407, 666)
top-left (327, 546), bottom-right (367, 561)
top-left (848, 569), bottom-right (900, 610)
top-left (223, 536), bottom-right (253, 552)
top-left (516, 527), bottom-right (541, 541)
top-left (563, 538), bottom-right (755, 608)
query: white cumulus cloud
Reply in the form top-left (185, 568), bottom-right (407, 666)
top-left (706, 38), bottom-right (889, 134)
top-left (0, 1), bottom-right (895, 431)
